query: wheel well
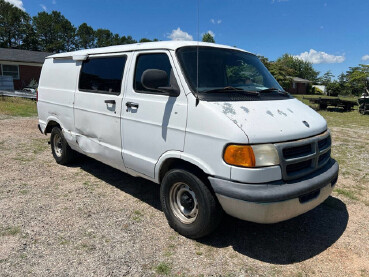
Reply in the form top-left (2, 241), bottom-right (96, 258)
top-left (159, 158), bottom-right (213, 192)
top-left (44, 121), bottom-right (61, 134)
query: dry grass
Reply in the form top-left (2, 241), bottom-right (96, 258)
top-left (0, 96), bottom-right (37, 117)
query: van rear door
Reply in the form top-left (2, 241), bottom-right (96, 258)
top-left (121, 50), bottom-right (187, 179)
top-left (73, 54), bottom-right (128, 171)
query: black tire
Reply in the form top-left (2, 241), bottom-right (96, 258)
top-left (359, 104), bottom-right (366, 115)
top-left (50, 127), bottom-right (75, 165)
top-left (160, 169), bottom-right (223, 239)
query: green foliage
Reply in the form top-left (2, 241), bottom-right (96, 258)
top-left (202, 32), bottom-right (215, 43)
top-left (33, 11), bottom-right (76, 52)
top-left (76, 23), bottom-right (95, 49)
top-left (259, 54), bottom-right (319, 91)
top-left (0, 2), bottom-right (152, 52)
top-left (345, 64), bottom-right (369, 95)
top-left (275, 54), bottom-right (320, 82)
top-left (139, 38), bottom-right (152, 43)
top-left (0, 0), bottom-right (31, 48)
top-left (258, 55), bottom-right (293, 90)
top-left (319, 70), bottom-right (334, 86)
top-left (324, 65), bottom-right (369, 96)
top-left (120, 35), bottom-right (137, 45)
top-left (95, 28), bottom-right (114, 47)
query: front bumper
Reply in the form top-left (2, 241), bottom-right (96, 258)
top-left (209, 159), bottom-right (339, 223)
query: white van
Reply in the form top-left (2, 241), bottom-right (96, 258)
top-left (37, 41), bottom-right (339, 238)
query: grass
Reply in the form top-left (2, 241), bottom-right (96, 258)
top-left (319, 110), bottom-right (369, 128)
top-left (154, 262), bottom-right (172, 276)
top-left (83, 180), bottom-right (99, 191)
top-left (0, 226), bottom-right (21, 236)
top-left (31, 138), bottom-right (49, 155)
top-left (132, 210), bottom-right (144, 222)
top-left (0, 96), bottom-right (37, 117)
top-left (334, 188), bottom-right (359, 201)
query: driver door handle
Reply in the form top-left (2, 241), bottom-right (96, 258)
top-left (126, 102), bottom-right (139, 108)
top-left (104, 99), bottom-right (116, 104)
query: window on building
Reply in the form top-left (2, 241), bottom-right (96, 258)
top-left (1, 64), bottom-right (19, 79)
top-left (79, 56), bottom-right (127, 95)
top-left (134, 53), bottom-right (175, 93)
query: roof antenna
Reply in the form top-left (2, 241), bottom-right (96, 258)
top-left (195, 0), bottom-right (200, 106)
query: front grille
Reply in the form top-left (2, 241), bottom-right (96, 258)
top-left (286, 160), bottom-right (312, 175)
top-left (275, 131), bottom-right (332, 181)
top-left (318, 136), bottom-right (331, 151)
top-left (283, 144), bottom-right (312, 159)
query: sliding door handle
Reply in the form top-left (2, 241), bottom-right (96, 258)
top-left (126, 102), bottom-right (139, 108)
top-left (104, 99), bottom-right (116, 104)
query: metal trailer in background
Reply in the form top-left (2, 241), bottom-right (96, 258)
top-left (303, 96), bottom-right (357, 112)
top-left (0, 90), bottom-right (36, 100)
top-left (358, 97), bottom-right (369, 114)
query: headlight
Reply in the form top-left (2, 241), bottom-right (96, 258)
top-left (223, 144), bottom-right (279, 168)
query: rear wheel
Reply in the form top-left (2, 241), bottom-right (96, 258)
top-left (160, 169), bottom-right (223, 239)
top-left (50, 127), bottom-right (75, 165)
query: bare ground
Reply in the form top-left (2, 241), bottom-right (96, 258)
top-left (0, 117), bottom-right (368, 277)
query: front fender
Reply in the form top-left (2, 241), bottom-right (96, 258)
top-left (154, 150), bottom-right (217, 183)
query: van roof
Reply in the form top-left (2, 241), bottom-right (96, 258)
top-left (47, 41), bottom-right (253, 59)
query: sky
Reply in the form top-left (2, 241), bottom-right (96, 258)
top-left (6, 0), bottom-right (369, 78)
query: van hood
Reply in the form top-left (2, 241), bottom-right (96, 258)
top-left (209, 98), bottom-right (327, 143)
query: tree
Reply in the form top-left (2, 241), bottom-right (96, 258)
top-left (0, 0), bottom-right (31, 48)
top-left (258, 55), bottom-right (293, 90)
top-left (120, 35), bottom-right (137, 45)
top-left (139, 38), bottom-right (152, 43)
top-left (33, 11), bottom-right (76, 52)
top-left (95, 29), bottom-right (114, 47)
top-left (202, 32), bottom-right (215, 43)
top-left (76, 23), bottom-right (95, 49)
top-left (21, 23), bottom-right (38, 50)
top-left (319, 70), bottom-right (334, 86)
top-left (345, 64), bottom-right (369, 95)
top-left (275, 54), bottom-right (319, 82)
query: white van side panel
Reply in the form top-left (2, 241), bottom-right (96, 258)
top-left (73, 53), bottom-right (130, 172)
top-left (37, 58), bottom-right (80, 138)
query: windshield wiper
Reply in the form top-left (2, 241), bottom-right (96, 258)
top-left (201, 86), bottom-right (260, 96)
top-left (258, 88), bottom-right (289, 96)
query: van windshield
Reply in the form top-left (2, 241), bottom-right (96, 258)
top-left (176, 46), bottom-right (289, 101)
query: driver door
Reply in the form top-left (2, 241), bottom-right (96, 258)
top-left (121, 50), bottom-right (187, 179)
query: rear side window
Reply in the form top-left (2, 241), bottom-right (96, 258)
top-left (79, 56), bottom-right (126, 95)
top-left (134, 53), bottom-right (173, 93)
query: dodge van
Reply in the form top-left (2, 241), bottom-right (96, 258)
top-left (37, 41), bottom-right (339, 238)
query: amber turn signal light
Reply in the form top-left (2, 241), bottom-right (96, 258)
top-left (223, 145), bottom-right (256, 167)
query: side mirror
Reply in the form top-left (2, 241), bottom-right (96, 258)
top-left (141, 69), bottom-right (180, 97)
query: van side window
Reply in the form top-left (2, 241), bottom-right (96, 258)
top-left (134, 53), bottom-right (176, 93)
top-left (79, 56), bottom-right (126, 95)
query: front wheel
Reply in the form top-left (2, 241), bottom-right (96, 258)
top-left (160, 169), bottom-right (223, 239)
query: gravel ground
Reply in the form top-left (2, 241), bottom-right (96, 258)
top-left (0, 116), bottom-right (368, 277)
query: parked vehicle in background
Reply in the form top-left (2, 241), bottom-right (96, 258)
top-left (37, 41), bottom-right (339, 238)
top-left (358, 78), bottom-right (369, 115)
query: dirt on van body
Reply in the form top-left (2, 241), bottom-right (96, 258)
top-left (0, 116), bottom-right (368, 277)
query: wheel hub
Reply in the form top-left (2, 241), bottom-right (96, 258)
top-left (169, 182), bottom-right (199, 224)
top-left (180, 192), bottom-right (195, 211)
top-left (53, 134), bottom-right (63, 157)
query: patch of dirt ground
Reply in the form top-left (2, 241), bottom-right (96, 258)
top-left (0, 117), bottom-right (368, 277)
